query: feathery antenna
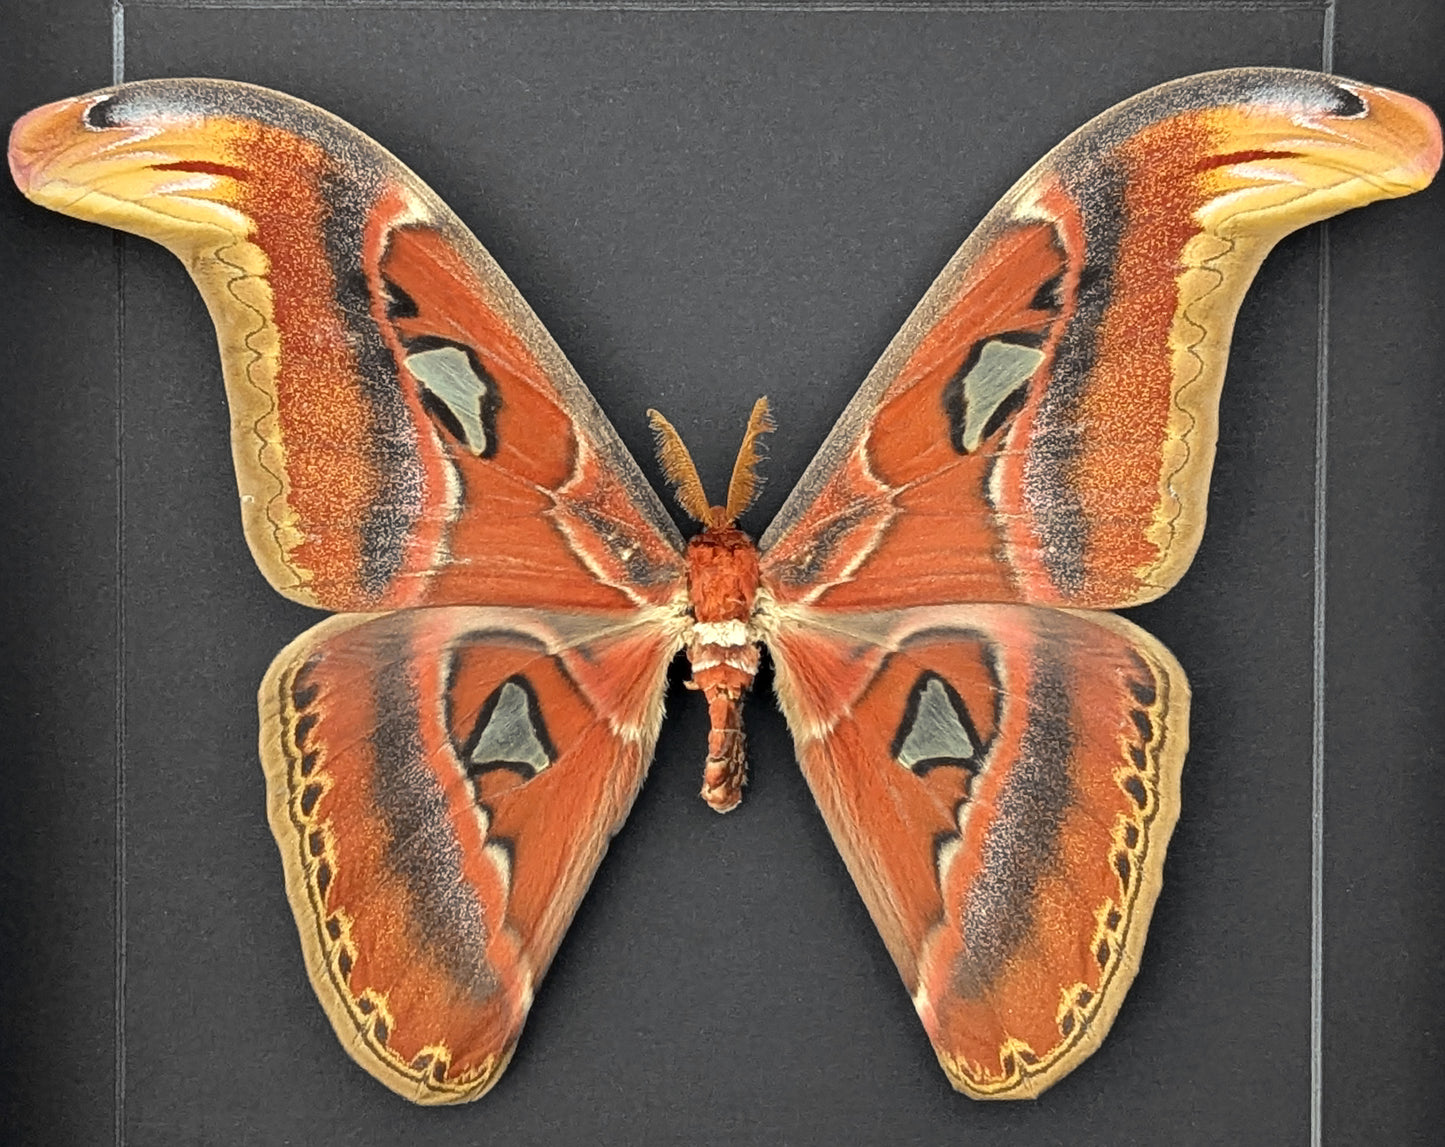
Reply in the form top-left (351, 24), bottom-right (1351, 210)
top-left (649, 398), bottom-right (774, 529)
top-left (724, 397), bottom-right (774, 525)
top-left (648, 408), bottom-right (715, 526)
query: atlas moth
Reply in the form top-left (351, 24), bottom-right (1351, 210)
top-left (9, 67), bottom-right (1439, 1104)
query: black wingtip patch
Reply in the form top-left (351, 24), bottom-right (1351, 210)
top-left (84, 96), bottom-right (120, 129)
top-left (1327, 84), bottom-right (1367, 119)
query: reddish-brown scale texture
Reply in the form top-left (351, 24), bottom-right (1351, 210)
top-left (759, 217), bottom-right (1072, 609)
top-left (374, 220), bottom-right (665, 611)
top-left (359, 195), bottom-right (452, 603)
top-left (560, 626), bottom-right (681, 734)
top-left (229, 123), bottom-right (381, 599)
top-left (150, 158), bottom-right (252, 180)
top-left (1193, 147), bottom-right (1299, 172)
top-left (286, 610), bottom-right (661, 1091)
top-left (785, 609), bottom-right (1169, 1095)
top-left (796, 634), bottom-right (1004, 985)
top-left (757, 452), bottom-right (894, 600)
top-left (992, 182), bottom-right (1087, 600)
top-left (862, 215), bottom-right (1074, 606)
top-left (378, 223), bottom-right (577, 491)
top-left (294, 624), bottom-right (529, 1086)
top-left (221, 137), bottom-right (682, 615)
top-left (1067, 112), bottom-right (1220, 597)
top-left (768, 624), bottom-right (891, 735)
top-left (915, 621), bottom-right (1163, 1092)
top-left (686, 526), bottom-right (760, 623)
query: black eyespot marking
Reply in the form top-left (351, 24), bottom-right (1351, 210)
top-left (1128, 745), bottom-right (1147, 771)
top-left (382, 276), bottom-right (419, 320)
top-left (373, 1017), bottom-right (389, 1045)
top-left (1095, 939), bottom-right (1110, 968)
top-left (294, 712), bottom-right (318, 749)
top-left (1131, 709), bottom-right (1153, 744)
top-left (291, 659), bottom-right (321, 709)
top-left (1076, 988), bottom-right (1093, 1008)
top-left (84, 96), bottom-right (120, 129)
top-left (337, 949), bottom-right (353, 979)
top-left (356, 997), bottom-right (374, 1015)
top-left (1105, 908), bottom-right (1122, 931)
top-left (325, 917), bottom-right (342, 941)
top-left (316, 860), bottom-right (332, 896)
top-left (432, 1060), bottom-right (448, 1083)
top-left (892, 672), bottom-right (984, 775)
top-left (1327, 85), bottom-right (1367, 119)
top-left (463, 676), bottom-right (555, 779)
top-left (1114, 852), bottom-right (1131, 885)
top-left (300, 783), bottom-right (322, 816)
top-left (1128, 676), bottom-right (1157, 708)
top-left (1060, 1012), bottom-right (1075, 1037)
top-left (308, 831), bottom-right (325, 858)
top-left (1029, 272), bottom-right (1066, 314)
top-left (1122, 775), bottom-right (1148, 809)
top-left (1123, 823), bottom-right (1139, 850)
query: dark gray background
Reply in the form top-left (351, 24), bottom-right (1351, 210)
top-left (2, 1), bottom-right (1440, 1143)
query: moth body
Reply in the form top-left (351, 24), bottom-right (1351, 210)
top-left (649, 399), bottom-right (774, 813)
top-left (683, 524), bottom-right (764, 812)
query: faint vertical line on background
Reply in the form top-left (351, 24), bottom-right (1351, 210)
top-left (1311, 6), bottom-right (1335, 1147)
top-left (112, 8), bottom-right (128, 1144)
top-left (111, 233), bottom-right (129, 1147)
top-left (113, 1), bottom-right (126, 84)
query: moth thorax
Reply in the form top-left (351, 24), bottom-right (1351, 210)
top-left (685, 526), bottom-right (761, 624)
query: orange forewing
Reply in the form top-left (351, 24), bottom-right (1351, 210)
top-left (772, 606), bottom-right (1185, 1099)
top-left (369, 213), bottom-right (688, 612)
top-left (761, 75), bottom-right (1443, 612)
top-left (7, 81), bottom-right (685, 615)
top-left (260, 607), bottom-right (676, 1104)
